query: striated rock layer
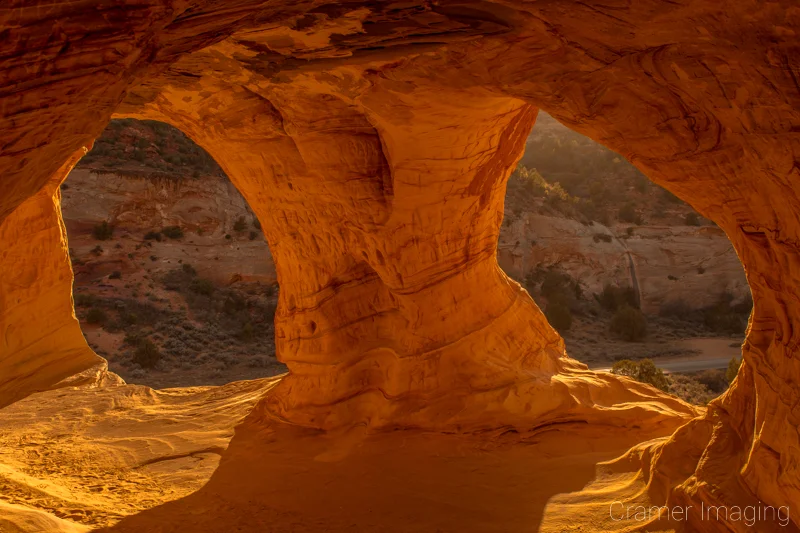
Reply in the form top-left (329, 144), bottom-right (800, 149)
top-left (62, 168), bottom-right (277, 286)
top-left (498, 214), bottom-right (750, 314)
top-left (1, 1), bottom-right (799, 530)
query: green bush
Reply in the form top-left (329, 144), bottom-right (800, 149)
top-left (249, 231), bottom-right (258, 241)
top-left (161, 225), bottom-right (184, 239)
top-left (610, 305), bottom-right (647, 341)
top-left (74, 293), bottom-right (96, 307)
top-left (598, 284), bottom-right (638, 311)
top-left (703, 295), bottom-right (746, 334)
top-left (233, 216), bottom-right (247, 232)
top-left (618, 203), bottom-right (641, 224)
top-left (86, 307), bottom-right (107, 325)
top-left (144, 231), bottom-right (162, 241)
top-left (240, 321), bottom-right (255, 342)
top-left (545, 301), bottom-right (572, 332)
top-left (611, 359), bottom-right (669, 392)
top-left (726, 357), bottom-right (742, 384)
top-left (109, 271), bottom-right (122, 280)
top-left (133, 338), bottom-right (161, 369)
top-left (695, 369), bottom-right (728, 394)
top-left (659, 299), bottom-right (693, 320)
top-left (190, 278), bottom-right (214, 296)
top-left (668, 374), bottom-right (717, 405)
top-left (92, 221), bottom-right (114, 240)
top-left (593, 233), bottom-right (613, 243)
top-left (182, 263), bottom-right (197, 276)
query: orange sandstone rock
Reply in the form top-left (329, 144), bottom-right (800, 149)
top-left (1, 1), bottom-right (799, 531)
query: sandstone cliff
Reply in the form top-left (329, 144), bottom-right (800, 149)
top-left (499, 214), bottom-right (749, 314)
top-left (62, 168), bottom-right (276, 286)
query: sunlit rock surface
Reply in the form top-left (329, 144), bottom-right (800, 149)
top-left (1, 1), bottom-right (798, 531)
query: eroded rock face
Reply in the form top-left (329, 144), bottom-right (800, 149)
top-left (62, 168), bottom-right (277, 285)
top-left (499, 214), bottom-right (750, 313)
top-left (1, 1), bottom-right (799, 530)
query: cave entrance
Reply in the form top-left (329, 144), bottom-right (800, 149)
top-left (498, 111), bottom-right (752, 406)
top-left (62, 119), bottom-right (285, 388)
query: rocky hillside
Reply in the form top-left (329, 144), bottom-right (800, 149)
top-left (63, 117), bottom-right (750, 393)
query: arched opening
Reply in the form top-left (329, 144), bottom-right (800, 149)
top-left (61, 119), bottom-right (285, 387)
top-left (500, 112), bottom-right (751, 405)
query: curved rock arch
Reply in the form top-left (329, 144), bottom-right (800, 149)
top-left (2, 1), bottom-right (799, 530)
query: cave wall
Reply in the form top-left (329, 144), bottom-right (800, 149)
top-left (2, 0), bottom-right (799, 529)
top-left (0, 148), bottom-right (104, 407)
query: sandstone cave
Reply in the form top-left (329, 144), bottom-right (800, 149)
top-left (0, 2), bottom-right (798, 532)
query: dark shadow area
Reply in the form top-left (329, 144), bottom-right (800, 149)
top-left (94, 414), bottom-right (672, 533)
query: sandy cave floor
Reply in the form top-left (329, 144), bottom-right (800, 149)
top-left (0, 374), bottom-right (695, 533)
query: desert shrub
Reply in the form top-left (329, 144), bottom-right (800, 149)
top-left (668, 374), bottom-right (717, 405)
top-left (86, 307), bottom-right (107, 325)
top-left (225, 234), bottom-right (231, 240)
top-left (109, 271), bottom-right (122, 280)
top-left (144, 231), bottom-right (162, 241)
top-left (182, 263), bottom-right (197, 276)
top-left (240, 321), bottom-right (255, 342)
top-left (727, 357), bottom-right (742, 384)
top-left (540, 270), bottom-right (570, 299)
top-left (161, 225), bottom-right (184, 239)
top-left (618, 203), bottom-right (641, 224)
top-left (223, 294), bottom-right (246, 315)
top-left (610, 305), bottom-right (647, 341)
top-left (74, 293), bottom-right (96, 307)
top-left (685, 212), bottom-right (700, 226)
top-left (509, 166), bottom-right (548, 198)
top-left (545, 301), bottom-right (572, 332)
top-left (659, 299), bottom-right (694, 320)
top-left (249, 231), bottom-right (258, 241)
top-left (253, 218), bottom-right (262, 230)
top-left (611, 359), bottom-right (669, 392)
top-left (593, 233), bottom-right (613, 243)
top-left (133, 338), bottom-right (162, 369)
top-left (92, 221), bottom-right (114, 240)
top-left (598, 284), bottom-right (638, 311)
top-left (190, 278), bottom-right (214, 296)
top-left (703, 294), bottom-right (746, 334)
top-left (91, 245), bottom-right (103, 256)
top-left (695, 369), bottom-right (728, 394)
top-left (233, 216), bottom-right (247, 232)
